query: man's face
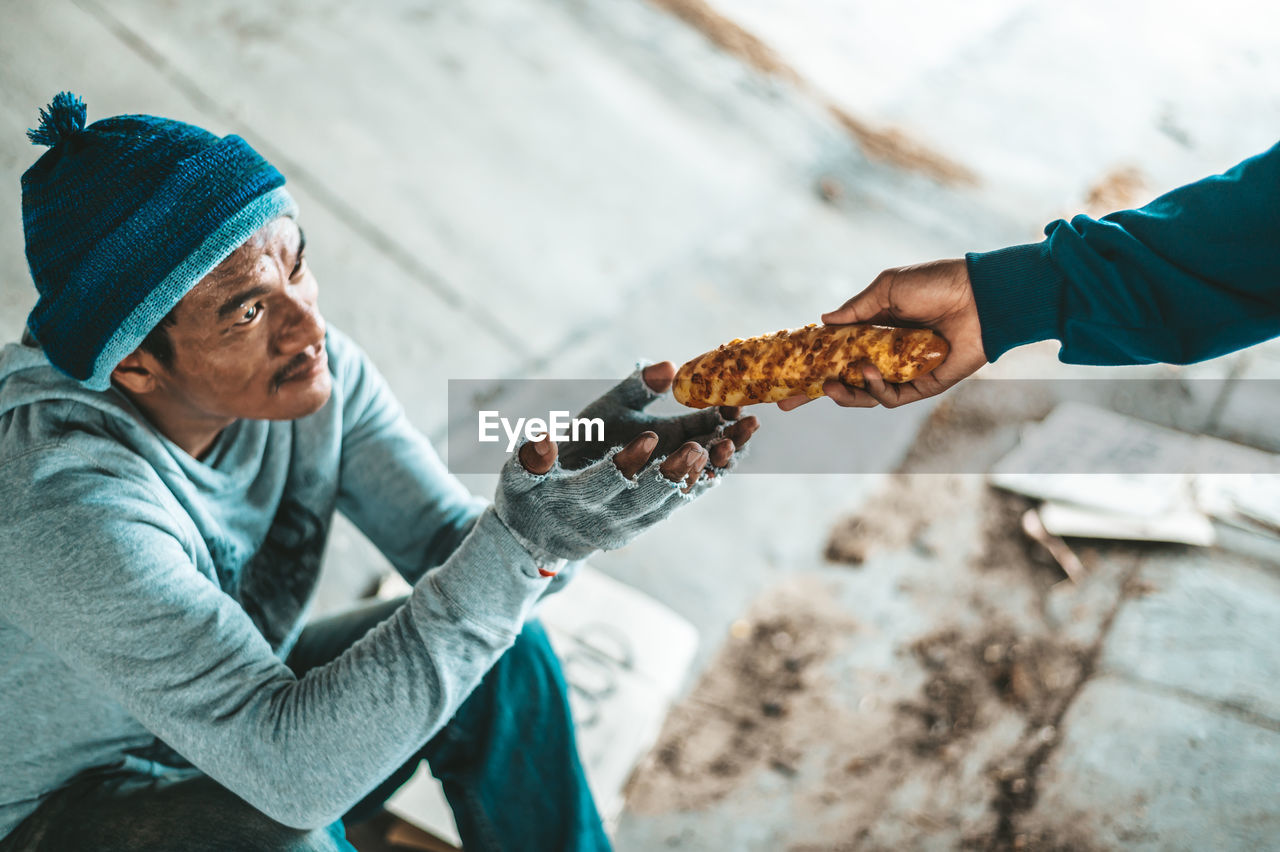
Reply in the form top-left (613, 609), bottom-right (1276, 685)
top-left (148, 217), bottom-right (332, 424)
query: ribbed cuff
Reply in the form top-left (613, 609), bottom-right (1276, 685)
top-left (419, 507), bottom-right (551, 639)
top-left (966, 241), bottom-right (1064, 361)
top-left (491, 512), bottom-right (569, 576)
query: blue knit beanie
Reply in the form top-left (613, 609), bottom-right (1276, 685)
top-left (21, 92), bottom-right (299, 389)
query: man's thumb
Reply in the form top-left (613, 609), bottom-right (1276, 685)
top-left (821, 284), bottom-right (888, 326)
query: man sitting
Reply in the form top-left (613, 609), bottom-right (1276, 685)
top-left (0, 93), bottom-right (755, 852)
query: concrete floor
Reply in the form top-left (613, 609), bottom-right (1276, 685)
top-left (3, 1), bottom-right (1279, 849)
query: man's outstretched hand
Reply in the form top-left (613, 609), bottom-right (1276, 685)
top-left (498, 362), bottom-right (758, 562)
top-left (543, 361), bottom-right (758, 477)
top-left (778, 258), bottom-right (988, 411)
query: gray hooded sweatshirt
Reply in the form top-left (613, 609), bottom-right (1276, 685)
top-left (0, 326), bottom-right (566, 837)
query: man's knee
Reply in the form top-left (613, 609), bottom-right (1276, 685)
top-left (93, 813), bottom-right (350, 852)
top-left (500, 618), bottom-right (571, 702)
top-left (9, 773), bottom-right (355, 852)
top-left (439, 619), bottom-right (572, 749)
top-left (268, 823), bottom-right (353, 852)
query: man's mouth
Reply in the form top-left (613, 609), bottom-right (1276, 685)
top-left (274, 350), bottom-right (328, 389)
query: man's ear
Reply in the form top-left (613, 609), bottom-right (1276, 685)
top-left (111, 350), bottom-right (161, 395)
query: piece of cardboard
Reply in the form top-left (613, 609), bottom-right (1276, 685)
top-left (990, 402), bottom-right (1280, 545)
top-left (382, 565), bottom-right (698, 844)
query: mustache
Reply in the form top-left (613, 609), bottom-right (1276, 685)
top-left (271, 351), bottom-right (318, 392)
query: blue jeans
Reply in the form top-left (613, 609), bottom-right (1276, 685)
top-left (1, 598), bottom-right (612, 851)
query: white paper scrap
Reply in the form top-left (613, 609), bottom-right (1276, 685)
top-left (990, 402), bottom-right (1280, 545)
top-left (1196, 474), bottom-right (1280, 532)
top-left (1037, 501), bottom-right (1216, 546)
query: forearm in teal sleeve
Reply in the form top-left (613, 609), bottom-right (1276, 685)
top-left (967, 141), bottom-right (1280, 365)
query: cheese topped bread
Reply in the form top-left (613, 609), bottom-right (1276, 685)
top-left (673, 323), bottom-right (948, 408)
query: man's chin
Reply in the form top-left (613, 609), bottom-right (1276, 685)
top-left (269, 376), bottom-right (333, 421)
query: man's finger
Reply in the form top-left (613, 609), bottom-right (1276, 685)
top-left (657, 444), bottom-right (688, 482)
top-left (687, 411), bottom-right (757, 454)
top-left (822, 306), bottom-right (894, 326)
top-left (659, 442), bottom-right (706, 483)
top-left (682, 446), bottom-right (710, 492)
top-left (857, 363), bottom-right (937, 408)
top-left (718, 405), bottom-right (742, 421)
top-left (519, 435), bottom-right (558, 474)
top-left (642, 361), bottom-right (675, 394)
top-left (724, 415), bottom-right (758, 450)
top-left (614, 431), bottom-right (659, 479)
top-left (820, 276), bottom-right (892, 326)
top-left (669, 407), bottom-right (724, 444)
top-left (708, 438), bottom-right (735, 469)
top-left (822, 380), bottom-right (881, 409)
top-left (860, 363), bottom-right (896, 405)
top-left (608, 363), bottom-right (674, 412)
top-left (777, 394), bottom-right (814, 412)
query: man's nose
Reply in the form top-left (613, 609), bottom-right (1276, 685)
top-left (277, 288), bottom-right (325, 353)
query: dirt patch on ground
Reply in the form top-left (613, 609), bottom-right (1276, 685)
top-left (826, 472), bottom-right (1068, 589)
top-left (649, 0), bottom-right (976, 185)
top-left (963, 825), bottom-right (1106, 852)
top-left (648, 0), bottom-right (793, 80)
top-left (625, 559), bottom-right (1097, 848)
top-left (827, 107), bottom-right (978, 186)
top-left (899, 380), bottom-right (1058, 475)
top-left (825, 473), bottom-right (979, 566)
top-left (626, 579), bottom-right (860, 813)
top-left (824, 478), bottom-right (930, 565)
top-left (975, 490), bottom-right (1067, 586)
top-left (1083, 166), bottom-right (1148, 218)
top-left (627, 377), bottom-right (1146, 847)
top-left (899, 626), bottom-right (1084, 759)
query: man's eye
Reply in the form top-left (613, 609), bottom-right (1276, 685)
top-left (236, 303), bottom-right (262, 325)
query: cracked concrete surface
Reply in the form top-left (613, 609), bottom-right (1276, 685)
top-left (3, 1), bottom-right (1280, 850)
top-left (621, 370), bottom-right (1280, 850)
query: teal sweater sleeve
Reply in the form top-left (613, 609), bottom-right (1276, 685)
top-left (330, 331), bottom-right (580, 593)
top-left (0, 329), bottom-right (560, 832)
top-left (0, 447), bottom-right (549, 831)
top-left (331, 332), bottom-right (487, 584)
top-left (966, 141), bottom-right (1280, 365)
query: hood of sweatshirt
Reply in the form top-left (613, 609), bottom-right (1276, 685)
top-left (0, 336), bottom-right (281, 497)
top-left (0, 339), bottom-right (132, 420)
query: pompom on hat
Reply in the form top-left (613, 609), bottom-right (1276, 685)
top-left (21, 92), bottom-right (298, 389)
